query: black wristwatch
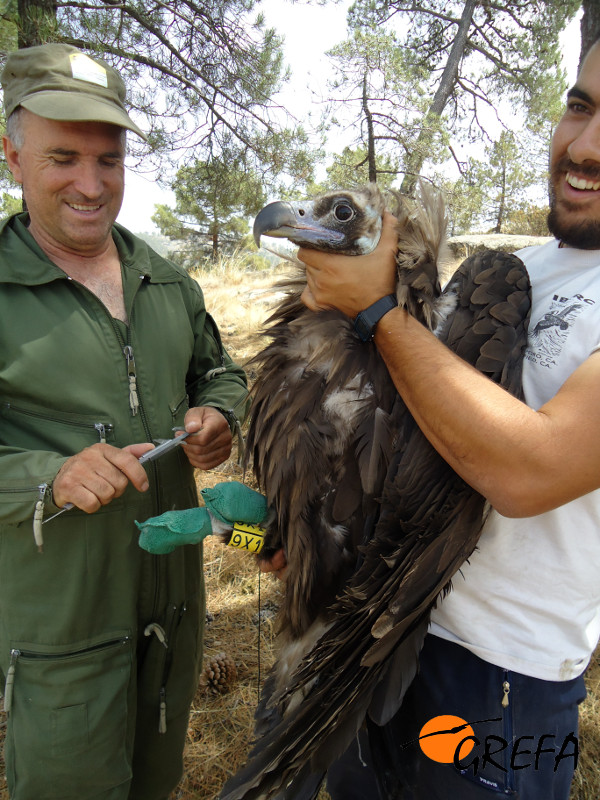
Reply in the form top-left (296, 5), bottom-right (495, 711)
top-left (353, 294), bottom-right (398, 342)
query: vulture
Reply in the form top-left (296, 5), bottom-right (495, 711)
top-left (219, 184), bottom-right (531, 800)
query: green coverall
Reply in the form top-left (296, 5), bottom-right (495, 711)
top-left (0, 214), bottom-right (249, 799)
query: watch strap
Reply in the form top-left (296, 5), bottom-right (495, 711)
top-left (353, 294), bottom-right (398, 342)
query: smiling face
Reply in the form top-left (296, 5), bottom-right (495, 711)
top-left (2, 109), bottom-right (126, 258)
top-left (549, 42), bottom-right (600, 248)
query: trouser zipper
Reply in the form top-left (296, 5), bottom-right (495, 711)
top-left (501, 671), bottom-right (514, 793)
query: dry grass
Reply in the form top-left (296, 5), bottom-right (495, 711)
top-left (193, 252), bottom-right (290, 364)
top-left (0, 257), bottom-right (599, 799)
top-left (176, 475), bottom-right (284, 799)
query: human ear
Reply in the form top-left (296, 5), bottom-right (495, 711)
top-left (2, 136), bottom-right (23, 184)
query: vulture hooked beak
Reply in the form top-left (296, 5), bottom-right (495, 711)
top-left (253, 200), bottom-right (346, 250)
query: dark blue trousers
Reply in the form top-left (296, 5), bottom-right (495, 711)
top-left (327, 635), bottom-right (587, 800)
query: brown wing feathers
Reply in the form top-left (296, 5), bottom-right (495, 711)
top-left (221, 185), bottom-right (531, 800)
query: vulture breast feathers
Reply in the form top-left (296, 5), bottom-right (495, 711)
top-left (220, 184), bottom-right (531, 800)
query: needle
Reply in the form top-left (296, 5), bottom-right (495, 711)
top-left (138, 430), bottom-right (191, 464)
top-left (43, 429), bottom-right (193, 524)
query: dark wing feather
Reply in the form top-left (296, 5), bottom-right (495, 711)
top-left (220, 249), bottom-right (530, 800)
top-left (244, 267), bottom-right (401, 638)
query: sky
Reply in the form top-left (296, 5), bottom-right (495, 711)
top-left (116, 4), bottom-right (582, 234)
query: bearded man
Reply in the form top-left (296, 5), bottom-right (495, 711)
top-left (298, 36), bottom-right (600, 800)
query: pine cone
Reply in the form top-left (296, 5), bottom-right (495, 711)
top-left (199, 652), bottom-right (238, 694)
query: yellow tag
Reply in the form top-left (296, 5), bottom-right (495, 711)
top-left (226, 522), bottom-right (265, 554)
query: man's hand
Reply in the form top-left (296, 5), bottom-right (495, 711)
top-left (300, 211), bottom-right (399, 317)
top-left (182, 406), bottom-right (233, 469)
top-left (52, 442), bottom-right (154, 513)
top-left (259, 548), bottom-right (288, 580)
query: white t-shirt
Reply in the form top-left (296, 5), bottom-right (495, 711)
top-left (430, 239), bottom-right (600, 681)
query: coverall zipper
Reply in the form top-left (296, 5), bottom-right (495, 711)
top-left (1, 403), bottom-right (113, 442)
top-left (104, 294), bottom-right (164, 618)
top-left (48, 278), bottom-right (162, 615)
top-left (3, 636), bottom-right (131, 713)
top-left (123, 345), bottom-right (140, 416)
top-left (33, 483), bottom-right (48, 552)
top-left (1, 409), bottom-right (113, 549)
top-left (144, 603), bottom-right (187, 733)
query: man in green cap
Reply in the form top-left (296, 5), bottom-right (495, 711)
top-left (0, 43), bottom-right (248, 799)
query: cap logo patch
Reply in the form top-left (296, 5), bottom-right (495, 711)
top-left (69, 53), bottom-right (108, 88)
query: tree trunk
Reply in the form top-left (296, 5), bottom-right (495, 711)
top-left (17, 0), bottom-right (58, 48)
top-left (400, 0), bottom-right (477, 196)
top-left (580, 0), bottom-right (600, 71)
top-left (210, 197), bottom-right (220, 262)
top-left (362, 74), bottom-right (377, 183)
top-left (494, 166), bottom-right (507, 233)
top-left (13, 0), bottom-right (57, 212)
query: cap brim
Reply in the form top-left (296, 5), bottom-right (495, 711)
top-left (20, 90), bottom-right (147, 141)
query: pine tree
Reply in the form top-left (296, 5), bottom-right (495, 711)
top-left (340, 0), bottom-right (579, 195)
top-left (152, 139), bottom-right (267, 265)
top-left (3, 0), bottom-right (301, 175)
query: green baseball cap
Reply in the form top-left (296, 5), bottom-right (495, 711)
top-left (1, 43), bottom-right (147, 141)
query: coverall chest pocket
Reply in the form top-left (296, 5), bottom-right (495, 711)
top-left (0, 400), bottom-right (115, 453)
top-left (4, 632), bottom-right (133, 799)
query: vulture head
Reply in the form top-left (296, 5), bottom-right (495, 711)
top-left (253, 185), bottom-right (385, 255)
top-left (254, 182), bottom-right (448, 328)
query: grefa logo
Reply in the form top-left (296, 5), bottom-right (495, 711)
top-left (416, 715), bottom-right (578, 776)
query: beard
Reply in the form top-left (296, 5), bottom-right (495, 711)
top-left (548, 157), bottom-right (600, 249)
top-left (547, 206), bottom-right (600, 249)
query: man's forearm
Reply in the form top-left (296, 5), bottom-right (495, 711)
top-left (373, 307), bottom-right (564, 517)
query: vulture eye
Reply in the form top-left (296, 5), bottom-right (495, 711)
top-left (333, 203), bottom-right (355, 222)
